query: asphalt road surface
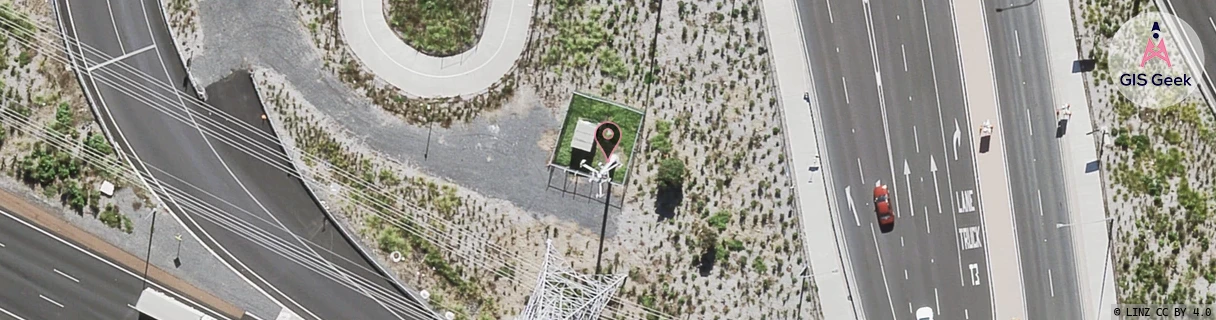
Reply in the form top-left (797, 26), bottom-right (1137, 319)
top-left (53, 0), bottom-right (424, 319)
top-left (1163, 0), bottom-right (1216, 101)
top-left (0, 207), bottom-right (232, 320)
top-left (796, 0), bottom-right (993, 319)
top-left (984, 0), bottom-right (1084, 318)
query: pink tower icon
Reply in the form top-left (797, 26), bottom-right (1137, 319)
top-left (1140, 21), bottom-right (1172, 68)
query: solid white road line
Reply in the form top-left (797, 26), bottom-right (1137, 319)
top-left (1014, 30), bottom-right (1022, 57)
top-left (53, 268), bottom-right (81, 283)
top-left (245, 312), bottom-right (267, 320)
top-left (105, 0), bottom-right (126, 53)
top-left (935, 287), bottom-right (941, 314)
top-left (1049, 268), bottom-right (1056, 297)
top-left (902, 44), bottom-right (908, 72)
top-left (1026, 108), bottom-right (1033, 136)
top-left (0, 306), bottom-right (26, 320)
top-left (871, 224), bottom-right (899, 320)
top-left (826, 0), bottom-right (835, 24)
top-left (87, 45), bottom-right (156, 72)
top-left (914, 126), bottom-right (921, 153)
top-left (858, 158), bottom-right (865, 182)
top-left (39, 295), bottom-right (64, 308)
top-left (1037, 189), bottom-right (1044, 216)
top-left (843, 76), bottom-right (851, 104)
top-left (925, 206), bottom-right (931, 234)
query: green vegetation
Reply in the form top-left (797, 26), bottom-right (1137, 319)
top-left (656, 158), bottom-right (685, 189)
top-left (98, 204), bottom-right (133, 233)
top-left (648, 120), bottom-right (673, 156)
top-left (387, 0), bottom-right (486, 57)
top-left (551, 93), bottom-right (644, 183)
top-left (0, 4), bottom-right (35, 43)
top-left (707, 209), bottom-right (731, 231)
top-left (543, 2), bottom-right (608, 68)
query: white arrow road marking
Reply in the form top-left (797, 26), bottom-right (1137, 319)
top-left (846, 186), bottom-right (860, 227)
top-left (904, 160), bottom-right (913, 217)
top-left (953, 119), bottom-right (961, 161)
top-left (930, 156), bottom-right (942, 213)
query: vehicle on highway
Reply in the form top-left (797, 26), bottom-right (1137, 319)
top-left (873, 181), bottom-right (895, 233)
top-left (979, 120), bottom-right (994, 153)
top-left (916, 307), bottom-right (934, 320)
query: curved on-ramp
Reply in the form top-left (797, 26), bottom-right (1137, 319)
top-left (338, 0), bottom-right (533, 98)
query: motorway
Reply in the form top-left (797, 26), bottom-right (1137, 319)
top-left (983, 0), bottom-right (1084, 318)
top-left (1165, 0), bottom-right (1216, 103)
top-left (0, 207), bottom-right (228, 320)
top-left (796, 0), bottom-right (993, 319)
top-left (52, 0), bottom-right (425, 319)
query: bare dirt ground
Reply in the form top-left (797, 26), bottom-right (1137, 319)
top-left (1075, 0), bottom-right (1216, 304)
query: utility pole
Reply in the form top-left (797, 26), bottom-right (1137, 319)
top-left (142, 207), bottom-right (159, 290)
top-left (594, 184), bottom-right (612, 274)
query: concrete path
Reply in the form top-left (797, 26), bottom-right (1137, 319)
top-left (951, 0), bottom-right (1028, 319)
top-left (763, 0), bottom-right (859, 319)
top-left (1040, 0), bottom-right (1116, 318)
top-left (337, 0), bottom-right (533, 98)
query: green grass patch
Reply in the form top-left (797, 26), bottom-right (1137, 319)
top-left (387, 0), bottom-right (486, 57)
top-left (551, 93), bottom-right (644, 183)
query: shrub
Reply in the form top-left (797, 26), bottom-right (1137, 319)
top-left (708, 209), bottom-right (731, 231)
top-left (99, 204), bottom-right (132, 233)
top-left (656, 158), bottom-right (686, 189)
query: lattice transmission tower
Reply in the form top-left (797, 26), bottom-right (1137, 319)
top-left (517, 239), bottom-right (626, 320)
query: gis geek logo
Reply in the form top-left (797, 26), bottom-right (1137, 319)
top-left (1109, 12), bottom-right (1204, 110)
top-left (1120, 22), bottom-right (1192, 87)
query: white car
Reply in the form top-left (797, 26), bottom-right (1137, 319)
top-left (916, 307), bottom-right (934, 320)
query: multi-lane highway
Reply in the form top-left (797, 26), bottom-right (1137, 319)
top-left (1164, 0), bottom-right (1216, 101)
top-left (796, 0), bottom-right (993, 319)
top-left (983, 0), bottom-right (1084, 318)
top-left (52, 0), bottom-right (425, 319)
top-left (0, 206), bottom-right (232, 320)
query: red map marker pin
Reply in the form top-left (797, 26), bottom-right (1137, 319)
top-left (595, 122), bottom-right (622, 160)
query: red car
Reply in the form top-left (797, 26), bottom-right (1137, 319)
top-left (874, 181), bottom-right (895, 233)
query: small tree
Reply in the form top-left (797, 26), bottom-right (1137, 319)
top-left (657, 157), bottom-right (686, 189)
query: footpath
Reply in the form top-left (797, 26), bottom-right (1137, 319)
top-left (762, 0), bottom-right (859, 319)
top-left (950, 0), bottom-right (1028, 319)
top-left (0, 190), bottom-right (245, 319)
top-left (1040, 1), bottom-right (1117, 319)
top-left (336, 0), bottom-right (532, 98)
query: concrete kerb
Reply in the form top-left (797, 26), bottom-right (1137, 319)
top-left (153, 0), bottom-right (206, 101)
top-left (249, 71), bottom-right (442, 320)
top-left (760, 0), bottom-right (861, 319)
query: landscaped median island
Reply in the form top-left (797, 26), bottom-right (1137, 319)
top-left (0, 1), bottom-right (145, 235)
top-left (385, 0), bottom-right (488, 57)
top-left (1075, 0), bottom-right (1216, 304)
